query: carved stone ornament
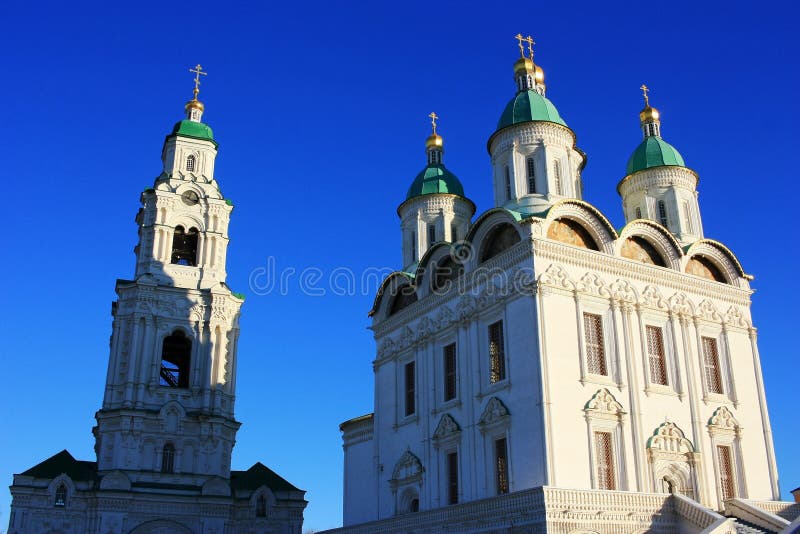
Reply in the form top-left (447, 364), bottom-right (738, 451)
top-left (696, 299), bottom-right (722, 322)
top-left (640, 285), bottom-right (668, 310)
top-left (539, 264), bottom-right (575, 290)
top-left (433, 414), bottom-right (461, 445)
top-left (610, 279), bottom-right (638, 305)
top-left (584, 388), bottom-right (624, 416)
top-left (647, 422), bottom-right (695, 454)
top-left (390, 450), bottom-right (423, 488)
top-left (457, 295), bottom-right (477, 321)
top-left (668, 292), bottom-right (694, 317)
top-left (478, 397), bottom-right (510, 431)
top-left (578, 273), bottom-right (610, 298)
top-left (708, 406), bottom-right (741, 435)
top-left (724, 306), bottom-right (750, 329)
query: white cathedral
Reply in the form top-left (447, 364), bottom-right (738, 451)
top-left (332, 39), bottom-right (800, 533)
top-left (7, 69), bottom-right (307, 533)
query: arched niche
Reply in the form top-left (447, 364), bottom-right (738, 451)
top-left (546, 217), bottom-right (599, 250)
top-left (388, 284), bottom-right (417, 316)
top-left (686, 255), bottom-right (727, 283)
top-left (621, 236), bottom-right (666, 266)
top-left (480, 223), bottom-right (522, 262)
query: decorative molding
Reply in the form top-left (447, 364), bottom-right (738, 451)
top-left (432, 414), bottom-right (461, 447)
top-left (478, 397), bottom-right (510, 432)
top-left (708, 406), bottom-right (741, 436)
top-left (389, 450), bottom-right (423, 490)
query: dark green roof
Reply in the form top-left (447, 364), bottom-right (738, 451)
top-left (406, 164), bottom-right (465, 200)
top-left (626, 136), bottom-right (685, 175)
top-left (20, 450), bottom-right (97, 481)
top-left (170, 120), bottom-right (216, 145)
top-left (497, 90), bottom-right (567, 130)
top-left (231, 462), bottom-right (302, 493)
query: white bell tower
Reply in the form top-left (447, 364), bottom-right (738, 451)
top-left (94, 65), bottom-right (245, 486)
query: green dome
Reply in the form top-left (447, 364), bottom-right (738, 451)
top-left (497, 90), bottom-right (567, 130)
top-left (171, 120), bottom-right (215, 142)
top-left (406, 164), bottom-right (465, 200)
top-left (626, 136), bottom-right (685, 175)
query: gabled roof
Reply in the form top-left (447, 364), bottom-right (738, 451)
top-left (230, 462), bottom-right (301, 493)
top-left (20, 450), bottom-right (97, 481)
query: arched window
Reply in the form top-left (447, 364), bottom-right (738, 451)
top-left (186, 155), bottom-right (196, 172)
top-left (480, 223), bottom-right (521, 262)
top-left (504, 166), bottom-right (512, 200)
top-left (635, 207), bottom-right (642, 219)
top-left (526, 157), bottom-right (536, 194)
top-left (171, 226), bottom-right (199, 266)
top-left (389, 285), bottom-right (417, 316)
top-left (161, 443), bottom-right (175, 473)
top-left (54, 483), bottom-right (67, 507)
top-left (553, 161), bottom-right (563, 195)
top-left (256, 493), bottom-right (267, 517)
top-left (685, 255), bottom-right (727, 283)
top-left (432, 256), bottom-right (464, 293)
top-left (160, 330), bottom-right (191, 388)
top-left (657, 200), bottom-right (668, 226)
top-left (621, 236), bottom-right (666, 267)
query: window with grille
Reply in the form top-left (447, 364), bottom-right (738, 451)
top-left (186, 154), bottom-right (195, 172)
top-left (635, 207), bottom-right (642, 219)
top-left (683, 201), bottom-right (694, 234)
top-left (495, 437), bottom-right (509, 494)
top-left (489, 321), bottom-right (506, 383)
top-left (526, 157), bottom-right (536, 194)
top-left (444, 343), bottom-right (457, 402)
top-left (553, 161), bottom-right (563, 195)
top-left (54, 483), bottom-right (67, 507)
top-left (646, 326), bottom-right (668, 385)
top-left (447, 451), bottom-right (459, 504)
top-left (701, 336), bottom-right (723, 394)
top-left (658, 200), bottom-right (668, 226)
top-left (161, 443), bottom-right (175, 473)
top-left (583, 313), bottom-right (607, 376)
top-left (717, 445), bottom-right (735, 500)
top-left (594, 431), bottom-right (615, 490)
top-left (428, 224), bottom-right (436, 246)
top-left (404, 361), bottom-right (416, 416)
top-left (504, 166), bottom-right (512, 200)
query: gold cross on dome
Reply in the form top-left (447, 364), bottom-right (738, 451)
top-left (429, 112), bottom-right (439, 134)
top-left (515, 33), bottom-right (526, 57)
top-left (525, 35), bottom-right (535, 59)
top-left (189, 64), bottom-right (208, 99)
top-left (640, 84), bottom-right (650, 106)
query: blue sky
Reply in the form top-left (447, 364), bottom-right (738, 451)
top-left (0, 0), bottom-right (797, 531)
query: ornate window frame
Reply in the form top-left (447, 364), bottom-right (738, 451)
top-left (584, 388), bottom-right (627, 491)
top-left (439, 339), bottom-right (460, 408)
top-left (395, 350), bottom-right (419, 427)
top-left (433, 413), bottom-right (462, 506)
top-left (638, 312), bottom-right (681, 397)
top-left (481, 313), bottom-right (510, 395)
top-left (694, 324), bottom-right (737, 406)
top-left (646, 421), bottom-right (700, 499)
top-left (708, 406), bottom-right (746, 506)
top-left (575, 298), bottom-right (621, 388)
top-left (478, 397), bottom-right (512, 496)
top-left (390, 450), bottom-right (424, 516)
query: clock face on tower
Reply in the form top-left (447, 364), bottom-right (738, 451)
top-left (181, 190), bottom-right (200, 206)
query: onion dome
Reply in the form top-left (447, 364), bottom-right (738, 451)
top-left (406, 113), bottom-right (467, 200)
top-left (625, 85), bottom-right (686, 174)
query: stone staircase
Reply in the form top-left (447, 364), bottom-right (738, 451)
top-left (728, 516), bottom-right (776, 534)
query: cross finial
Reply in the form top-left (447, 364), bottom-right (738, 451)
top-left (189, 64), bottom-right (208, 100)
top-left (640, 84), bottom-right (650, 107)
top-left (525, 35), bottom-right (535, 59)
top-left (429, 112), bottom-right (439, 135)
top-left (515, 33), bottom-right (526, 58)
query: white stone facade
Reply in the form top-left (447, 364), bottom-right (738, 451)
top-left (7, 97), bottom-right (306, 534)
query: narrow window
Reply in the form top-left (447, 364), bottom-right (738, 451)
top-left (256, 494), bottom-right (267, 517)
top-left (489, 321), bottom-right (506, 383)
top-left (428, 223), bottom-right (436, 246)
top-left (161, 443), bottom-right (175, 473)
top-left (553, 161), bottom-right (563, 195)
top-left (443, 343), bottom-right (457, 402)
top-left (171, 225), bottom-right (199, 266)
top-left (717, 445), bottom-right (735, 500)
top-left (646, 326), bottom-right (668, 385)
top-left (594, 431), bottom-right (615, 490)
top-left (410, 498), bottom-right (419, 512)
top-left (683, 201), bottom-right (694, 233)
top-left (658, 200), bottom-right (668, 226)
top-left (635, 207), bottom-right (642, 219)
top-left (504, 166), bottom-right (512, 200)
top-left (54, 483), bottom-right (67, 507)
top-left (701, 336), bottom-right (724, 394)
top-left (451, 223), bottom-right (458, 242)
top-left (526, 157), bottom-right (536, 194)
top-left (495, 437), bottom-right (509, 494)
top-left (447, 451), bottom-right (459, 504)
top-left (186, 154), bottom-right (195, 172)
top-left (160, 330), bottom-right (191, 388)
top-left (411, 231), bottom-right (417, 262)
top-left (404, 361), bottom-right (415, 416)
top-left (583, 313), bottom-right (608, 376)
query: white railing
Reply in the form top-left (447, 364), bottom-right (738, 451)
top-left (742, 498), bottom-right (800, 522)
top-left (724, 498), bottom-right (791, 531)
top-left (672, 493), bottom-right (731, 534)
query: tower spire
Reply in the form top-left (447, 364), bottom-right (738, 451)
top-left (185, 64), bottom-right (207, 122)
top-left (512, 33), bottom-right (545, 95)
top-left (426, 112), bottom-right (443, 165)
top-left (638, 83), bottom-right (661, 138)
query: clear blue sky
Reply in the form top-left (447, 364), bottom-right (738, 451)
top-left (0, 1), bottom-right (797, 531)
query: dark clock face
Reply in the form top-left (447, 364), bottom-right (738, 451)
top-left (181, 190), bottom-right (200, 206)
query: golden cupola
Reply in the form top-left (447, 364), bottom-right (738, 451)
top-left (638, 84), bottom-right (661, 138)
top-left (513, 34), bottom-right (545, 95)
top-left (185, 64), bottom-right (207, 123)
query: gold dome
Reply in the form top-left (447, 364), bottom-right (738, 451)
top-left (513, 57), bottom-right (533, 74)
top-left (639, 105), bottom-right (660, 124)
top-left (513, 57), bottom-right (545, 85)
top-left (185, 98), bottom-right (205, 112)
top-left (426, 133), bottom-right (443, 150)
